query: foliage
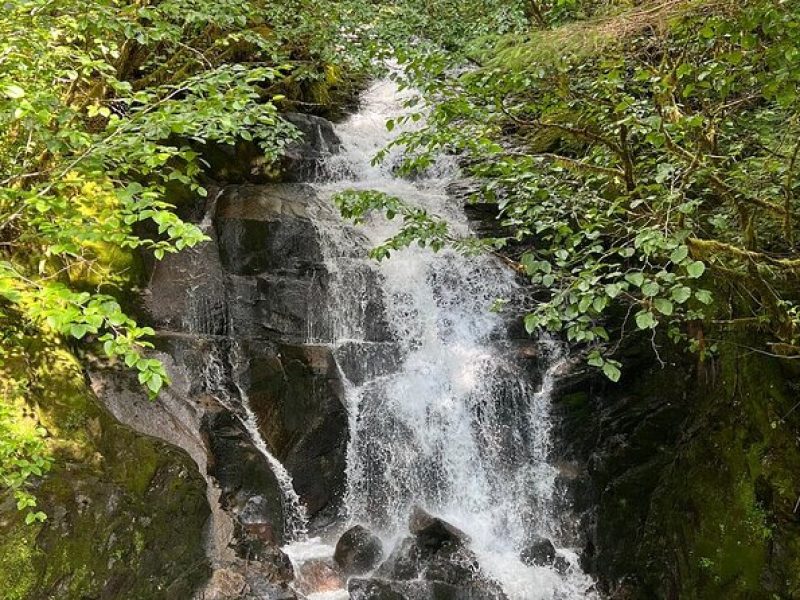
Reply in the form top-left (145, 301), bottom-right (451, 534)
top-left (0, 0), bottom-right (390, 398)
top-left (0, 325), bottom-right (52, 525)
top-left (0, 0), bottom-right (385, 515)
top-left (337, 0), bottom-right (800, 379)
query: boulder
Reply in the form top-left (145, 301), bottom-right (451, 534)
top-left (281, 112), bottom-right (341, 181)
top-left (376, 510), bottom-right (485, 589)
top-left (293, 558), bottom-right (345, 596)
top-left (349, 578), bottom-right (506, 600)
top-left (334, 525), bottom-right (384, 575)
top-left (409, 506), bottom-right (470, 551)
top-left (519, 534), bottom-right (556, 567)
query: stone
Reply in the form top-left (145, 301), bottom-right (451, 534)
top-left (203, 564), bottom-right (299, 600)
top-left (375, 511), bottom-right (487, 590)
top-left (294, 558), bottom-right (345, 596)
top-left (409, 506), bottom-right (470, 551)
top-left (200, 408), bottom-right (286, 547)
top-left (334, 525), bottom-right (384, 575)
top-left (349, 578), bottom-right (507, 600)
top-left (281, 112), bottom-right (341, 181)
top-left (519, 534), bottom-right (556, 567)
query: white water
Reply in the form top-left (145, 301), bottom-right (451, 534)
top-left (297, 79), bottom-right (599, 599)
top-left (202, 344), bottom-right (310, 540)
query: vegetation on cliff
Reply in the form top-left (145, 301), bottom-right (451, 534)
top-left (339, 0), bottom-right (800, 382)
top-left (0, 0), bottom-right (386, 520)
top-left (2, 0), bottom-right (799, 598)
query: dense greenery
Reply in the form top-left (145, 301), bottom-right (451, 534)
top-left (0, 0), bottom-right (389, 520)
top-left (1, 0), bottom-right (797, 556)
top-left (338, 0), bottom-right (800, 381)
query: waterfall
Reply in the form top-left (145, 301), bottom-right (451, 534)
top-left (201, 341), bottom-right (310, 541)
top-left (305, 79), bottom-right (598, 599)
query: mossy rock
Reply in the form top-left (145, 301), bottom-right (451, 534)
top-left (639, 344), bottom-right (800, 599)
top-left (0, 335), bottom-right (211, 599)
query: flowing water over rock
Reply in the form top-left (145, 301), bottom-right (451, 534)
top-left (284, 79), bottom-right (599, 599)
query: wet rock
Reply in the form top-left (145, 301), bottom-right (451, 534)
top-left (376, 533), bottom-right (479, 586)
top-left (409, 506), bottom-right (470, 551)
top-left (281, 112), bottom-right (341, 181)
top-left (376, 510), bottom-right (490, 590)
top-left (349, 578), bottom-right (507, 600)
top-left (333, 341), bottom-right (401, 386)
top-left (294, 558), bottom-right (346, 596)
top-left (215, 184), bottom-right (323, 278)
top-left (519, 534), bottom-right (556, 567)
top-left (554, 554), bottom-right (571, 575)
top-left (374, 536), bottom-right (422, 580)
top-left (201, 408), bottom-right (286, 547)
top-left (239, 341), bottom-right (349, 524)
top-left (334, 525), bottom-right (384, 575)
top-left (143, 235), bottom-right (229, 335)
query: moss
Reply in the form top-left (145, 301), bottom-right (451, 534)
top-left (0, 516), bottom-right (42, 599)
top-left (0, 333), bottom-right (211, 599)
top-left (639, 340), bottom-right (800, 598)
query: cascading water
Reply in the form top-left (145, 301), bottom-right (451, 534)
top-left (299, 79), bottom-right (599, 599)
top-left (201, 342), bottom-right (310, 541)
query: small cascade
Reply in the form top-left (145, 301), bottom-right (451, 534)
top-left (201, 342), bottom-right (310, 541)
top-left (299, 79), bottom-right (599, 599)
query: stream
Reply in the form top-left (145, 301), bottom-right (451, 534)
top-left (278, 79), bottom-right (599, 599)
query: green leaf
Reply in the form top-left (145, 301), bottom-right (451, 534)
top-left (671, 286), bottom-right (692, 304)
top-left (147, 372), bottom-right (163, 394)
top-left (602, 361), bottom-right (621, 382)
top-left (70, 324), bottom-right (90, 339)
top-left (687, 261), bottom-right (706, 279)
top-left (592, 295), bottom-right (608, 313)
top-left (635, 311), bottom-right (657, 330)
top-left (605, 283), bottom-right (623, 299)
top-left (4, 84), bottom-right (25, 99)
top-left (625, 272), bottom-right (644, 287)
top-left (524, 313), bottom-right (540, 334)
top-left (695, 289), bottom-right (713, 305)
top-left (654, 298), bottom-right (674, 316)
top-left (641, 281), bottom-right (660, 297)
top-left (670, 246), bottom-right (689, 264)
top-left (587, 352), bottom-right (604, 367)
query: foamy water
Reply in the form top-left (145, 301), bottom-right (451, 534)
top-left (285, 78), bottom-right (599, 599)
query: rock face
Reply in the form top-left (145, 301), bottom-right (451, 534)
top-left (353, 509), bottom-right (506, 600)
top-left (334, 525), bottom-right (384, 575)
top-left (137, 180), bottom-right (352, 531)
top-left (519, 534), bottom-right (556, 567)
top-left (553, 330), bottom-right (800, 598)
top-left (0, 337), bottom-right (210, 600)
top-left (91, 115), bottom-right (355, 596)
